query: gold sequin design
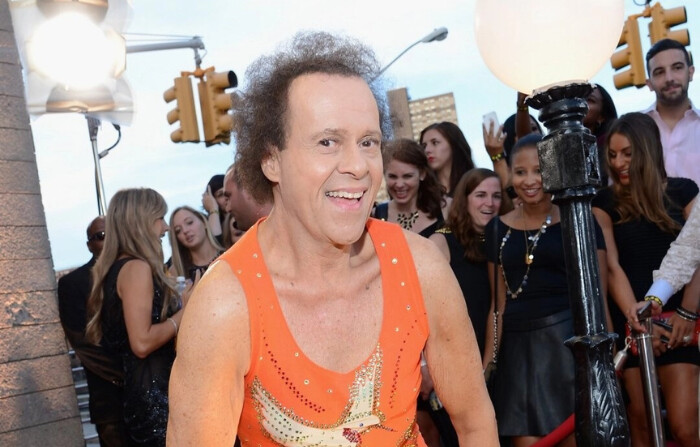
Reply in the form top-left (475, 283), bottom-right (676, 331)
top-left (394, 417), bottom-right (421, 447)
top-left (250, 347), bottom-right (388, 446)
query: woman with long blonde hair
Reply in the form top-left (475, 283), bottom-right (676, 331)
top-left (86, 188), bottom-right (189, 446)
top-left (168, 205), bottom-right (224, 281)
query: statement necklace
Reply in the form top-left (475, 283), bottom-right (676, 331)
top-left (499, 214), bottom-right (552, 299)
top-left (397, 211), bottom-right (419, 231)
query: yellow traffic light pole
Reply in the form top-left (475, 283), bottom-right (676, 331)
top-left (611, 2), bottom-right (691, 90)
top-left (647, 3), bottom-right (689, 45)
top-left (161, 66), bottom-right (238, 146)
top-left (195, 67), bottom-right (238, 146)
top-left (163, 74), bottom-right (200, 143)
top-left (129, 37), bottom-right (238, 146)
top-left (611, 14), bottom-right (647, 89)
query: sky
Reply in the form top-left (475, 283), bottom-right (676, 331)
top-left (14, 0), bottom-right (700, 271)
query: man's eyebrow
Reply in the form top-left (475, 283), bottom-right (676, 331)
top-left (311, 128), bottom-right (381, 138)
top-left (311, 128), bottom-right (346, 138)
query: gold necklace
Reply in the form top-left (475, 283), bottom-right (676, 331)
top-left (397, 211), bottom-right (419, 230)
top-left (499, 214), bottom-right (552, 299)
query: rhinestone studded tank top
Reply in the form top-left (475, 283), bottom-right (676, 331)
top-left (220, 218), bottom-right (430, 447)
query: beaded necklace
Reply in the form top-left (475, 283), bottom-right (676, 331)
top-left (499, 214), bottom-right (552, 299)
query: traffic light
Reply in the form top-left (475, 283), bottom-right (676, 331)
top-left (611, 17), bottom-right (646, 89)
top-left (648, 3), bottom-right (689, 45)
top-left (163, 75), bottom-right (200, 143)
top-left (198, 69), bottom-right (238, 146)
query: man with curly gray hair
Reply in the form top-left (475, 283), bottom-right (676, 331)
top-left (233, 31), bottom-right (393, 205)
top-left (168, 31), bottom-right (497, 447)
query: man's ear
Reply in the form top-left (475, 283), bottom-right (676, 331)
top-left (261, 146), bottom-right (281, 183)
top-left (689, 64), bottom-right (695, 82)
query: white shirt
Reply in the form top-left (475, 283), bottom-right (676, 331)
top-left (646, 198), bottom-right (700, 303)
top-left (644, 102), bottom-right (700, 188)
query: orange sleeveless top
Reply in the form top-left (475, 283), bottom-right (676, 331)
top-left (219, 218), bottom-right (429, 447)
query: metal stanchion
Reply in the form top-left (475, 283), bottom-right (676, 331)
top-left (634, 303), bottom-right (665, 447)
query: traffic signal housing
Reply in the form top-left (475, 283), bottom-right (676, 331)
top-left (648, 3), bottom-right (689, 45)
top-left (163, 75), bottom-right (200, 143)
top-left (198, 70), bottom-right (238, 146)
top-left (611, 17), bottom-right (646, 89)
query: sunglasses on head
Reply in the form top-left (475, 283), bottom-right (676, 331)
top-left (88, 231), bottom-right (105, 242)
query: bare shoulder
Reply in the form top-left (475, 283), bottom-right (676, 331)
top-left (179, 258), bottom-right (251, 374)
top-left (118, 258), bottom-right (150, 277)
top-left (403, 230), bottom-right (460, 305)
top-left (191, 258), bottom-right (248, 313)
top-left (427, 231), bottom-right (450, 262)
top-left (116, 258), bottom-right (152, 293)
top-left (404, 229), bottom-right (449, 276)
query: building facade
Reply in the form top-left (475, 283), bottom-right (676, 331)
top-left (387, 88), bottom-right (458, 141)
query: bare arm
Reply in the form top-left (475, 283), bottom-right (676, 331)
top-left (515, 92), bottom-right (532, 138)
top-left (203, 185), bottom-right (223, 237)
top-left (661, 267), bottom-right (700, 349)
top-left (482, 122), bottom-right (513, 213)
top-left (408, 232), bottom-right (498, 446)
top-left (118, 260), bottom-right (180, 358)
top-left (167, 260), bottom-right (250, 446)
top-left (428, 232), bottom-right (451, 262)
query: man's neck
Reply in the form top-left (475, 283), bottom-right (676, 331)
top-left (655, 98), bottom-right (691, 128)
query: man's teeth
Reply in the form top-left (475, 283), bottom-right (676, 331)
top-left (326, 191), bottom-right (363, 199)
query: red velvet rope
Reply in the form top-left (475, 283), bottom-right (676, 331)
top-left (531, 414), bottom-right (574, 447)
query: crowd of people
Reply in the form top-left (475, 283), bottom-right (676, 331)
top-left (55, 32), bottom-right (698, 447)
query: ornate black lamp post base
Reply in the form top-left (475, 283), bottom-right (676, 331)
top-left (527, 83), bottom-right (630, 446)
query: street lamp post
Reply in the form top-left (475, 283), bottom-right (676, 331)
top-left (87, 117), bottom-right (108, 215)
top-left (375, 27), bottom-right (448, 79)
top-left (11, 0), bottom-right (210, 215)
top-left (475, 1), bottom-right (630, 445)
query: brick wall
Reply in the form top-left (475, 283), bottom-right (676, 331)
top-left (0, 3), bottom-right (83, 445)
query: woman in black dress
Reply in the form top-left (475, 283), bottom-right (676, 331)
top-left (484, 134), bottom-right (607, 447)
top-left (86, 188), bottom-right (189, 446)
top-left (430, 168), bottom-right (502, 356)
top-left (374, 138), bottom-right (447, 238)
top-left (592, 113), bottom-right (698, 447)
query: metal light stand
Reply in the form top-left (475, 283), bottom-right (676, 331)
top-left (87, 116), bottom-right (107, 216)
top-left (635, 306), bottom-right (665, 447)
top-left (527, 83), bottom-right (630, 446)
